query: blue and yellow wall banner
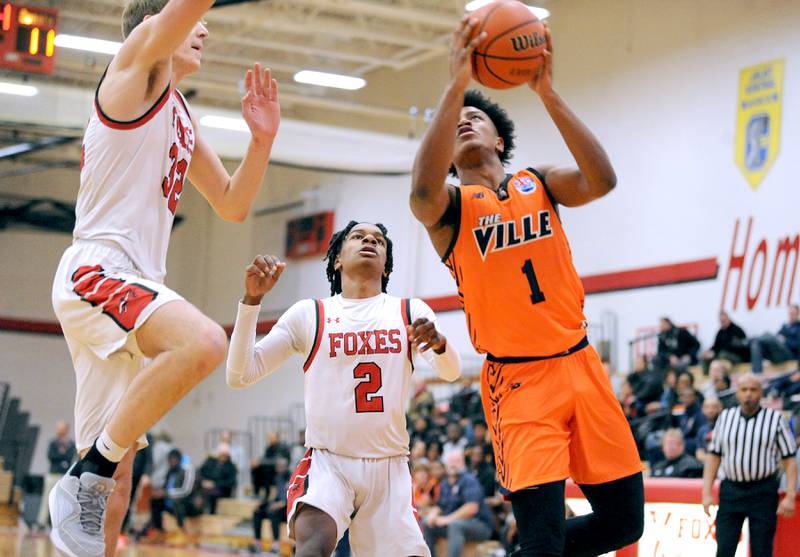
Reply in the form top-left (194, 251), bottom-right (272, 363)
top-left (735, 59), bottom-right (784, 191)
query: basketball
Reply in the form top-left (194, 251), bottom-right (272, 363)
top-left (470, 0), bottom-right (547, 90)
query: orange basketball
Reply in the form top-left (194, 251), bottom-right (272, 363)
top-left (470, 1), bottom-right (546, 90)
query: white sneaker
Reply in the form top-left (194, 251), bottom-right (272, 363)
top-left (48, 470), bottom-right (115, 557)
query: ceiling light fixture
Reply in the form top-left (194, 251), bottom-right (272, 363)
top-left (199, 115), bottom-right (249, 133)
top-left (0, 82), bottom-right (38, 96)
top-left (54, 34), bottom-right (121, 55)
top-left (294, 70), bottom-right (366, 91)
top-left (465, 1), bottom-right (550, 20)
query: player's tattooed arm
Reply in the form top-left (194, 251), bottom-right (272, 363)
top-left (528, 25), bottom-right (617, 207)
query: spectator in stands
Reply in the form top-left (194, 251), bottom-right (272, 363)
top-left (289, 430), bottom-right (306, 470)
top-left (410, 417), bottom-right (431, 447)
top-left (149, 431), bottom-right (176, 501)
top-left (472, 420), bottom-right (493, 463)
top-left (145, 449), bottom-right (195, 545)
top-left (251, 457), bottom-right (290, 554)
top-left (695, 397), bottom-right (723, 462)
top-left (408, 379), bottom-right (435, 423)
top-left (412, 461), bottom-right (441, 519)
top-left (37, 421), bottom-right (76, 528)
top-left (442, 422), bottom-right (469, 460)
top-left (466, 444), bottom-right (496, 498)
top-left (220, 430), bottom-right (248, 498)
top-left (422, 450), bottom-right (493, 557)
top-left (603, 358), bottom-right (626, 398)
top-left (651, 429), bottom-right (703, 478)
top-left (628, 355), bottom-right (664, 410)
top-left (450, 377), bottom-right (481, 420)
top-left (701, 311), bottom-right (750, 374)
top-left (676, 370), bottom-right (698, 398)
top-left (654, 317), bottom-right (700, 372)
top-left (751, 304), bottom-right (800, 373)
top-left (410, 440), bottom-right (428, 463)
top-left (657, 368), bottom-right (679, 411)
top-left (770, 369), bottom-right (800, 399)
top-left (701, 359), bottom-right (733, 400)
top-left (676, 389), bottom-right (707, 455)
top-left (199, 444), bottom-right (238, 514)
top-left (426, 441), bottom-right (443, 464)
top-left (619, 380), bottom-right (640, 420)
top-left (429, 459), bottom-right (446, 485)
top-left (251, 432), bottom-right (290, 497)
top-left (428, 405), bottom-right (450, 443)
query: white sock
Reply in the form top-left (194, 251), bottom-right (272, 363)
top-left (96, 429), bottom-right (127, 463)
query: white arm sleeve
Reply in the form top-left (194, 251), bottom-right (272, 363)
top-left (410, 298), bottom-right (462, 382)
top-left (226, 299), bottom-right (314, 389)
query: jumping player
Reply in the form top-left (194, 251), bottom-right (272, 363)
top-left (409, 17), bottom-right (644, 556)
top-left (49, 1), bottom-right (280, 556)
top-left (226, 221), bottom-right (462, 557)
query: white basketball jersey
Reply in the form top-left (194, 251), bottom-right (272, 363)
top-left (73, 80), bottom-right (195, 283)
top-left (303, 293), bottom-right (415, 459)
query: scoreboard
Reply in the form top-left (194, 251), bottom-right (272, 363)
top-left (0, 3), bottom-right (57, 74)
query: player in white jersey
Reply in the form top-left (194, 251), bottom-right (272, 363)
top-left (226, 221), bottom-right (462, 557)
top-left (48, 1), bottom-right (280, 556)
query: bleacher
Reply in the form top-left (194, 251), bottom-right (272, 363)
top-left (0, 381), bottom-right (39, 519)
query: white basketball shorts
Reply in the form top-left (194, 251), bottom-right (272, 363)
top-left (52, 240), bottom-right (183, 452)
top-left (287, 448), bottom-right (429, 557)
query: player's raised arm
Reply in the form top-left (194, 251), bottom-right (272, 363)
top-left (188, 64), bottom-right (281, 223)
top-left (528, 25), bottom-right (617, 207)
top-left (227, 255), bottom-right (301, 389)
top-left (115, 0), bottom-right (214, 75)
top-left (410, 17), bottom-right (485, 227)
top-left (407, 299), bottom-right (461, 382)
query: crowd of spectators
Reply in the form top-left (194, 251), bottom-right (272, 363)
top-left (617, 306), bottom-right (800, 479)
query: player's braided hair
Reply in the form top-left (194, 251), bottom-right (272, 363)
top-left (449, 89), bottom-right (516, 177)
top-left (324, 221), bottom-right (394, 296)
top-left (122, 0), bottom-right (169, 38)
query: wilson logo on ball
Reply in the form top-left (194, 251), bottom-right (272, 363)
top-left (510, 32), bottom-right (546, 53)
top-left (469, 0), bottom-right (547, 90)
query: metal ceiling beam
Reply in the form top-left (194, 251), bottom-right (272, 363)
top-left (0, 137), bottom-right (78, 160)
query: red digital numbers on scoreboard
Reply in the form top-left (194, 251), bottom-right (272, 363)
top-left (0, 3), bottom-right (58, 75)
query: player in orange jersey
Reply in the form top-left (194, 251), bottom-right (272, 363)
top-left (409, 17), bottom-right (644, 557)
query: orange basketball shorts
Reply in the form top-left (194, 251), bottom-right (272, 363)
top-left (481, 342), bottom-right (642, 492)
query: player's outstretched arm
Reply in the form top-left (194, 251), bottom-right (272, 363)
top-left (408, 300), bottom-right (461, 382)
top-left (410, 16), bottom-right (485, 228)
top-left (227, 255), bottom-right (299, 389)
top-left (528, 24), bottom-right (616, 207)
top-left (116, 0), bottom-right (214, 72)
top-left (189, 65), bottom-right (280, 223)
top-left (100, 1), bottom-right (214, 118)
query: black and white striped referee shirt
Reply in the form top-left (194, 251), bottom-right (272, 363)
top-left (709, 407), bottom-right (797, 482)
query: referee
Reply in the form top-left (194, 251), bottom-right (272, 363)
top-left (702, 373), bottom-right (797, 557)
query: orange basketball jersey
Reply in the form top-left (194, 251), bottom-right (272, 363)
top-left (444, 168), bottom-right (586, 357)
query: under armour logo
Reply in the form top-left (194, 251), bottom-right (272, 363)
top-left (327, 317), bottom-right (340, 323)
top-left (472, 192), bottom-right (485, 199)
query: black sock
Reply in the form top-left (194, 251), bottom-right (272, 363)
top-left (70, 442), bottom-right (118, 479)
